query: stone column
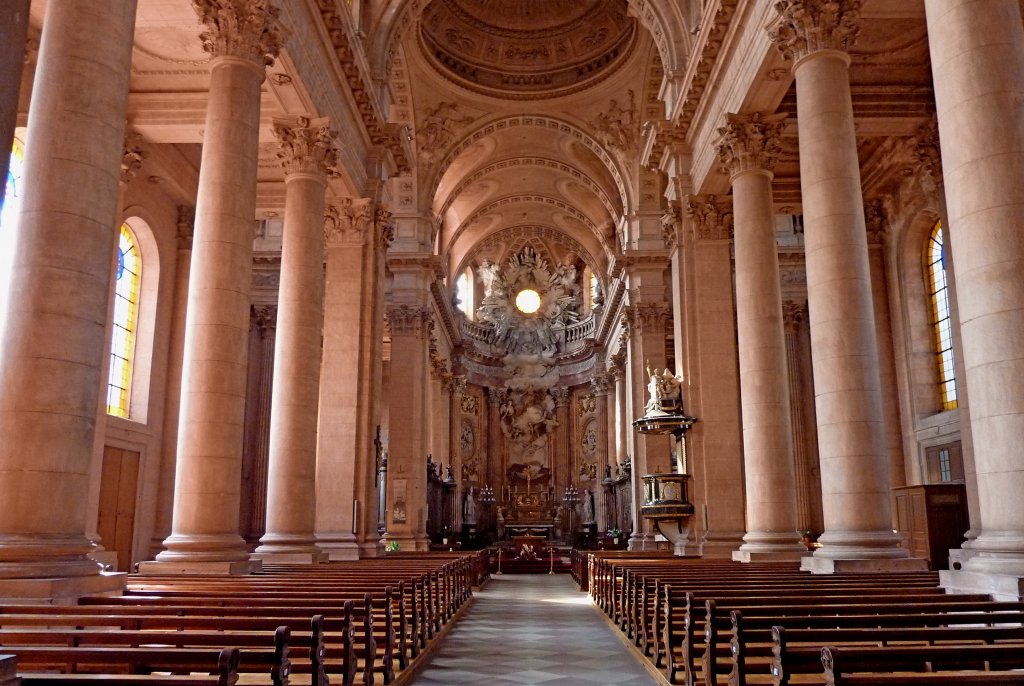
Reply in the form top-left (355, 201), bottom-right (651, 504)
top-left (678, 195), bottom-right (747, 558)
top-left (316, 198), bottom-right (374, 560)
top-left (240, 305), bottom-right (275, 544)
top-left (254, 117), bottom-right (338, 562)
top-left (770, 1), bottom-right (914, 571)
top-left (0, 0), bottom-right (29, 206)
top-left (383, 302), bottom-right (433, 551)
top-left (925, 0), bottom-right (1024, 593)
top-left (553, 387), bottom-right (571, 493)
top-left (783, 302), bottom-right (823, 535)
top-left (151, 208), bottom-right (194, 556)
top-left (0, 0), bottom-right (135, 596)
top-left (145, 1), bottom-right (282, 573)
top-left (611, 362), bottom-right (627, 467)
top-left (625, 297), bottom-right (672, 549)
top-left (592, 374), bottom-right (611, 531)
top-left (716, 112), bottom-right (805, 560)
top-left (864, 202), bottom-right (906, 494)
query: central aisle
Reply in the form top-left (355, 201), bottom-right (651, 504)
top-left (409, 574), bottom-right (659, 685)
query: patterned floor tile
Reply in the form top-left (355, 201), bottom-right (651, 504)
top-left (409, 575), bottom-right (657, 685)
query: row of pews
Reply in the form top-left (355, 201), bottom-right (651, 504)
top-left (0, 551), bottom-right (486, 685)
top-left (574, 552), bottom-right (1024, 685)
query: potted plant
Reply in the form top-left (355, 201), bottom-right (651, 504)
top-left (384, 539), bottom-right (401, 553)
top-left (607, 527), bottom-right (622, 545)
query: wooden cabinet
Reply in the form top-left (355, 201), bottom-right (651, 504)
top-left (892, 484), bottom-right (968, 570)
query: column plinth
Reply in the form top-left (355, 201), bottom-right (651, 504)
top-left (0, 0), bottom-right (135, 596)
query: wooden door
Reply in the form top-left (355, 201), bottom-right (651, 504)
top-left (98, 446), bottom-right (140, 572)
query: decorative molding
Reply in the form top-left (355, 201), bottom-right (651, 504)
top-left (590, 89), bottom-right (639, 155)
top-left (578, 393), bottom-right (597, 417)
top-left (685, 194), bottom-right (734, 241)
top-left (590, 374), bottom-right (611, 397)
top-left (324, 198), bottom-right (372, 246)
top-left (272, 115), bottom-right (340, 178)
top-left (769, 0), bottom-right (863, 63)
top-left (192, 0), bottom-right (284, 67)
top-left (715, 112), bottom-right (787, 176)
top-left (671, 0), bottom-right (740, 138)
top-left (417, 101), bottom-right (475, 163)
top-left (176, 206), bottom-right (195, 251)
top-left (552, 387), bottom-right (570, 407)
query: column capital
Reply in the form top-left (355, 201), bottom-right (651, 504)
top-left (176, 206), bottom-right (195, 250)
top-left (324, 198), bottom-right (372, 246)
top-left (272, 115), bottom-right (340, 179)
top-left (864, 198), bottom-right (887, 245)
top-left (486, 387), bottom-right (507, 406)
top-left (715, 112), bottom-right (787, 178)
top-left (685, 194), bottom-right (734, 242)
top-left (193, 0), bottom-right (284, 69)
top-left (661, 202), bottom-right (682, 251)
top-left (252, 303), bottom-right (278, 338)
top-left (375, 207), bottom-right (397, 251)
top-left (913, 114), bottom-right (943, 192)
top-left (625, 302), bottom-right (670, 335)
top-left (591, 374), bottom-right (611, 397)
top-left (385, 304), bottom-right (433, 337)
top-left (768, 0), bottom-right (863, 64)
top-left (552, 387), bottom-right (570, 407)
top-left (782, 300), bottom-right (808, 330)
top-left (121, 132), bottom-right (147, 186)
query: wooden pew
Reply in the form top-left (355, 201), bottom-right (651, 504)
top-left (5, 645), bottom-right (251, 684)
top-left (16, 647), bottom-right (238, 685)
top-left (820, 644), bottom-right (1024, 685)
top-left (725, 608), bottom-right (1024, 686)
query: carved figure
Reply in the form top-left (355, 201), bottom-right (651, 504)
top-left (463, 486), bottom-right (478, 525)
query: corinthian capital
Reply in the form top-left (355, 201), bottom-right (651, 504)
top-left (769, 0), bottom-right (862, 63)
top-left (375, 207), bottom-right (397, 251)
top-left (323, 201), bottom-right (368, 246)
top-left (685, 194), bottom-right (734, 242)
top-left (385, 304), bottom-right (433, 337)
top-left (716, 112), bottom-right (787, 177)
top-left (193, 0), bottom-right (284, 68)
top-left (273, 116), bottom-right (339, 178)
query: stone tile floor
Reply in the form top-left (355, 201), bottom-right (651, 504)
top-left (409, 574), bottom-right (658, 686)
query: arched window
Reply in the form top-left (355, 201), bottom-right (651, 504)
top-left (107, 222), bottom-right (142, 418)
top-left (455, 268), bottom-right (474, 319)
top-left (926, 221), bottom-right (957, 410)
top-left (0, 135), bottom-right (26, 327)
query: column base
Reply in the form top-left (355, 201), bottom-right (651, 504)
top-left (250, 551), bottom-right (328, 564)
top-left (699, 530), bottom-right (746, 559)
top-left (316, 533), bottom-right (362, 561)
top-left (358, 541), bottom-right (383, 558)
top-left (940, 569), bottom-right (1024, 600)
top-left (0, 572), bottom-right (126, 605)
top-left (627, 533), bottom-right (656, 551)
top-left (136, 559), bottom-right (262, 576)
top-left (733, 549), bottom-right (809, 563)
top-left (801, 556), bottom-right (928, 574)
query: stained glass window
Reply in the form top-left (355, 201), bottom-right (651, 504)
top-left (927, 221), bottom-right (957, 410)
top-left (107, 223), bottom-right (142, 418)
top-left (455, 268), bottom-right (474, 319)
